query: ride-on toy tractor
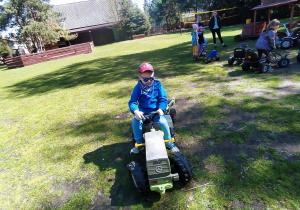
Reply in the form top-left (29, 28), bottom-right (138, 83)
top-left (280, 23), bottom-right (300, 49)
top-left (127, 99), bottom-right (194, 195)
top-left (228, 44), bottom-right (248, 65)
top-left (242, 48), bottom-right (290, 73)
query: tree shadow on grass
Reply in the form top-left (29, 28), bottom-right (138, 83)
top-left (5, 38), bottom-right (242, 98)
top-left (83, 143), bottom-right (163, 208)
top-left (171, 94), bottom-right (300, 208)
top-left (5, 41), bottom-right (197, 98)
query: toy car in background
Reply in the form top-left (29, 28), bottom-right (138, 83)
top-left (242, 48), bottom-right (290, 73)
top-left (228, 44), bottom-right (248, 65)
top-left (280, 23), bottom-right (300, 49)
top-left (204, 49), bottom-right (220, 63)
top-left (127, 100), bottom-right (193, 195)
top-left (297, 51), bottom-right (300, 63)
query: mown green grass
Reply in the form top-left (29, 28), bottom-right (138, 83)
top-left (0, 19), bottom-right (300, 209)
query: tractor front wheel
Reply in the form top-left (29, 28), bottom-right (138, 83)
top-left (228, 56), bottom-right (235, 65)
top-left (169, 152), bottom-right (193, 184)
top-left (242, 61), bottom-right (250, 71)
top-left (278, 58), bottom-right (290, 68)
top-left (127, 161), bottom-right (149, 194)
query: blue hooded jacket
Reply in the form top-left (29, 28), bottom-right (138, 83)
top-left (128, 79), bottom-right (168, 114)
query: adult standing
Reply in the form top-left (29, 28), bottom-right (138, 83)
top-left (209, 10), bottom-right (227, 48)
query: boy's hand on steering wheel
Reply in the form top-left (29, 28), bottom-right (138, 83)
top-left (134, 110), bottom-right (144, 120)
top-left (157, 109), bottom-right (164, 116)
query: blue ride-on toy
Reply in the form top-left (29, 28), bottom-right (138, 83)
top-left (204, 49), bottom-right (220, 63)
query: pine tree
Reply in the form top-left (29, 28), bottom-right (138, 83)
top-left (118, 0), bottom-right (151, 38)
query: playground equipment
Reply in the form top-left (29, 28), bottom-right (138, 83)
top-left (235, 0), bottom-right (299, 42)
top-left (127, 99), bottom-right (194, 195)
top-left (182, 7), bottom-right (240, 27)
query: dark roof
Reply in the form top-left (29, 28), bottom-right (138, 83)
top-left (252, 0), bottom-right (299, 10)
top-left (53, 0), bottom-right (117, 31)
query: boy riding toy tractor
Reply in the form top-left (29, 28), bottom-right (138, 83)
top-left (127, 99), bottom-right (194, 195)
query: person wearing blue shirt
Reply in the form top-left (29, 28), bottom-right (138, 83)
top-left (209, 10), bottom-right (227, 48)
top-left (128, 62), bottom-right (179, 154)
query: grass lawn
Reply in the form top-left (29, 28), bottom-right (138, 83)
top-left (0, 19), bottom-right (300, 209)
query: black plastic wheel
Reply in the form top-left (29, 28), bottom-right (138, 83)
top-left (169, 108), bottom-right (176, 124)
top-left (242, 61), bottom-right (250, 71)
top-left (205, 58), bottom-right (209, 64)
top-left (278, 58), bottom-right (290, 68)
top-left (297, 53), bottom-right (300, 63)
top-left (127, 161), bottom-right (150, 194)
top-left (259, 63), bottom-right (269, 73)
top-left (228, 57), bottom-right (235, 65)
top-left (280, 39), bottom-right (293, 49)
top-left (277, 32), bottom-right (288, 40)
top-left (215, 56), bottom-right (220, 61)
top-left (169, 152), bottom-right (193, 184)
top-left (234, 35), bottom-right (243, 42)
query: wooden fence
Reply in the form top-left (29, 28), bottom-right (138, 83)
top-left (5, 42), bottom-right (94, 69)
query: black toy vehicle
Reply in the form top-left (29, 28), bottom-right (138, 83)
top-left (127, 100), bottom-right (193, 195)
top-left (297, 51), bottom-right (300, 63)
top-left (228, 44), bottom-right (248, 65)
top-left (280, 23), bottom-right (300, 49)
top-left (242, 48), bottom-right (290, 73)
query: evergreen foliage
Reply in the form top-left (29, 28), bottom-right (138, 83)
top-left (0, 38), bottom-right (12, 58)
top-left (118, 0), bottom-right (151, 38)
top-left (0, 0), bottom-right (77, 52)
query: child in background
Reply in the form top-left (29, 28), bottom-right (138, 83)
top-left (198, 26), bottom-right (206, 55)
top-left (196, 16), bottom-right (207, 50)
top-left (128, 62), bottom-right (180, 154)
top-left (191, 24), bottom-right (198, 58)
top-left (255, 19), bottom-right (280, 71)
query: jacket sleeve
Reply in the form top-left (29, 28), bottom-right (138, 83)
top-left (128, 84), bottom-right (139, 113)
top-left (218, 16), bottom-right (222, 29)
top-left (157, 82), bottom-right (168, 112)
top-left (209, 17), bottom-right (213, 31)
top-left (267, 30), bottom-right (276, 49)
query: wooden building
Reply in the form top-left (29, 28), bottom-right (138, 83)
top-left (53, 0), bottom-right (126, 47)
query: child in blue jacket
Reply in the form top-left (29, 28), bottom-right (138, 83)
top-left (128, 62), bottom-right (179, 154)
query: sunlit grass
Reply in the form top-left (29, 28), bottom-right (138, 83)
top-left (0, 18), bottom-right (300, 209)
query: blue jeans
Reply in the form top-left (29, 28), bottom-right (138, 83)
top-left (132, 115), bottom-right (171, 144)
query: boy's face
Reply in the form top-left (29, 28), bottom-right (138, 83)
top-left (213, 11), bottom-right (217, 17)
top-left (138, 71), bottom-right (154, 85)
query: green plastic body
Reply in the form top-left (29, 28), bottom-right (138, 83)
top-left (145, 130), bottom-right (179, 194)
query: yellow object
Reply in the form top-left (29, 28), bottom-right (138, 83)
top-left (135, 138), bottom-right (175, 148)
top-left (246, 19), bottom-right (251, 24)
top-left (193, 45), bottom-right (198, 56)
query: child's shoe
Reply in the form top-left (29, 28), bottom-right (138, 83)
top-left (130, 146), bottom-right (144, 154)
top-left (166, 142), bottom-right (180, 153)
top-left (268, 66), bottom-right (274, 71)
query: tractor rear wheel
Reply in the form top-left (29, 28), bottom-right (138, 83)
top-left (169, 152), bottom-right (193, 184)
top-left (127, 161), bottom-right (149, 194)
top-left (169, 108), bottom-right (176, 124)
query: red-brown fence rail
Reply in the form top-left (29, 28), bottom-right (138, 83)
top-left (5, 42), bottom-right (94, 69)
